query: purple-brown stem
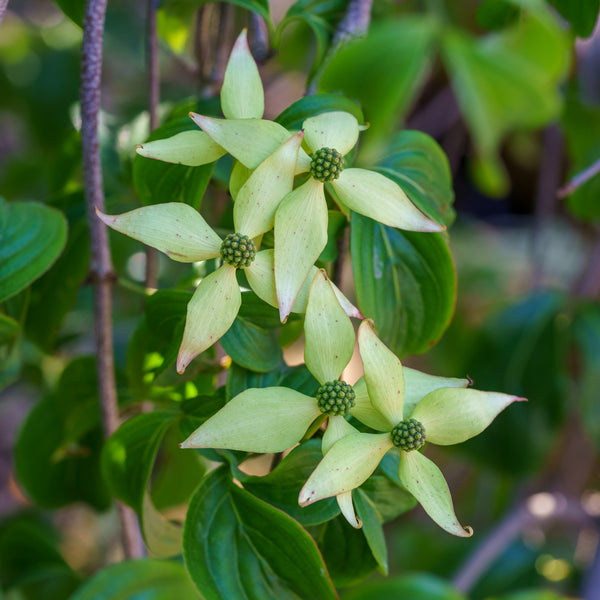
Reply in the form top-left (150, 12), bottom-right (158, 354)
top-left (81, 0), bottom-right (143, 559)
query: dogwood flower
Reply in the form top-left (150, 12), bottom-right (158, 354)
top-left (190, 110), bottom-right (445, 320)
top-left (98, 132), bottom-right (333, 373)
top-left (181, 270), bottom-right (367, 527)
top-left (298, 320), bottom-right (525, 536)
top-left (134, 29), bottom-right (263, 167)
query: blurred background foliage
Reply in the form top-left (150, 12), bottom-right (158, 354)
top-left (1, 0), bottom-right (600, 598)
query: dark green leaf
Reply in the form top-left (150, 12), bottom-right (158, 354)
top-left (353, 489), bottom-right (387, 575)
top-left (318, 17), bottom-right (438, 143)
top-left (0, 313), bottom-right (19, 345)
top-left (562, 94), bottom-right (600, 221)
top-left (25, 218), bottom-right (90, 352)
top-left (183, 467), bottom-right (337, 600)
top-left (275, 93), bottom-right (364, 130)
top-left (342, 573), bottom-right (466, 600)
top-left (237, 291), bottom-right (282, 329)
top-left (14, 358), bottom-right (110, 510)
top-left (53, 0), bottom-right (85, 27)
top-left (69, 559), bottom-right (199, 600)
top-left (377, 130), bottom-right (455, 227)
top-left (476, 0), bottom-right (520, 30)
top-left (351, 213), bottom-right (456, 357)
top-left (225, 361), bottom-right (283, 400)
top-left (221, 317), bottom-right (283, 372)
top-left (548, 0), bottom-right (600, 37)
top-left (0, 514), bottom-right (81, 598)
top-left (365, 452), bottom-right (417, 523)
top-left (572, 302), bottom-right (600, 451)
top-left (461, 291), bottom-right (569, 473)
top-left (318, 210), bottom-right (348, 264)
top-left (0, 198), bottom-right (68, 303)
top-left (102, 412), bottom-right (176, 511)
top-left (243, 440), bottom-right (339, 526)
top-left (317, 515), bottom-right (377, 587)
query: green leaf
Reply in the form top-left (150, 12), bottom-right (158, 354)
top-left (225, 361), bottom-right (283, 401)
top-left (353, 489), bottom-right (388, 575)
top-left (0, 313), bottom-right (19, 344)
top-left (221, 316), bottom-right (282, 372)
top-left (342, 573), bottom-right (467, 600)
top-left (441, 11), bottom-right (568, 159)
top-left (102, 412), bottom-right (176, 511)
top-left (102, 412), bottom-right (186, 557)
top-left (237, 291), bottom-right (282, 329)
top-left (275, 93), bottom-right (364, 131)
top-left (25, 217), bottom-right (90, 352)
top-left (278, 0), bottom-right (347, 80)
top-left (462, 291), bottom-right (569, 473)
top-left (243, 440), bottom-right (339, 526)
top-left (317, 515), bottom-right (378, 587)
top-left (14, 358), bottom-right (110, 510)
top-left (476, 0), bottom-right (521, 30)
top-left (572, 302), bottom-right (600, 451)
top-left (0, 514), bottom-right (81, 598)
top-left (183, 467), bottom-right (337, 600)
top-left (133, 120), bottom-right (214, 210)
top-left (318, 17), bottom-right (438, 143)
top-left (53, 0), bottom-right (85, 27)
top-left (191, 0), bottom-right (270, 20)
top-left (548, 0), bottom-right (600, 37)
top-left (69, 559), bottom-right (199, 600)
top-left (0, 198), bottom-right (68, 303)
top-left (562, 94), bottom-right (600, 221)
top-left (376, 130), bottom-right (455, 227)
top-left (351, 214), bottom-right (456, 357)
top-left (361, 456), bottom-right (417, 523)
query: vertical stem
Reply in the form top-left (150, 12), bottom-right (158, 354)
top-left (531, 126), bottom-right (563, 288)
top-left (0, 0), bottom-right (9, 26)
top-left (145, 0), bottom-right (160, 289)
top-left (80, 0), bottom-right (143, 560)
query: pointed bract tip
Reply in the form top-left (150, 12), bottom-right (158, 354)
top-left (176, 353), bottom-right (189, 375)
top-left (278, 298), bottom-right (292, 324)
top-left (514, 396), bottom-right (528, 403)
top-left (424, 219), bottom-right (446, 233)
top-left (233, 28), bottom-right (249, 49)
top-left (464, 525), bottom-right (474, 537)
top-left (95, 207), bottom-right (113, 226)
top-left (135, 144), bottom-right (143, 151)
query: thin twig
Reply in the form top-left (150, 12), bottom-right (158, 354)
top-left (145, 0), bottom-right (160, 289)
top-left (81, 0), bottom-right (143, 559)
top-left (558, 155), bottom-right (600, 198)
top-left (0, 0), bottom-right (9, 26)
top-left (573, 229), bottom-right (600, 297)
top-left (531, 126), bottom-right (563, 288)
top-left (453, 493), bottom-right (596, 594)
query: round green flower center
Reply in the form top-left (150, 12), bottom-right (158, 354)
top-left (391, 418), bottom-right (426, 451)
top-left (310, 147), bottom-right (344, 183)
top-left (316, 380), bottom-right (355, 416)
top-left (220, 233), bottom-right (256, 268)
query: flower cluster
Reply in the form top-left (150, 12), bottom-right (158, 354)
top-left (98, 30), bottom-right (524, 535)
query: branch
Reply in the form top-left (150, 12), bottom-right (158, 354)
top-left (557, 155), bottom-right (600, 198)
top-left (80, 0), bottom-right (143, 559)
top-left (0, 0), bottom-right (8, 27)
top-left (453, 493), bottom-right (596, 594)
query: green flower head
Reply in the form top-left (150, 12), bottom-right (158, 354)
top-left (298, 320), bottom-right (526, 536)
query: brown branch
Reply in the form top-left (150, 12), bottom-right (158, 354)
top-left (81, 0), bottom-right (143, 560)
top-left (573, 228), bottom-right (600, 298)
top-left (453, 493), bottom-right (597, 594)
top-left (531, 125), bottom-right (563, 288)
top-left (557, 154), bottom-right (600, 198)
top-left (0, 0), bottom-right (9, 26)
top-left (145, 0), bottom-right (160, 289)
